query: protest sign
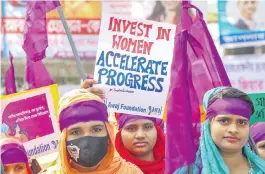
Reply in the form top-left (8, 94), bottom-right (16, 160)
top-left (0, 84), bottom-right (60, 158)
top-left (222, 55), bottom-right (265, 93)
top-left (249, 93), bottom-right (265, 125)
top-left (218, 0), bottom-right (265, 47)
top-left (94, 15), bottom-right (175, 118)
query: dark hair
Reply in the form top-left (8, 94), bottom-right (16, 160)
top-left (208, 87), bottom-right (254, 114)
top-left (13, 124), bottom-right (28, 137)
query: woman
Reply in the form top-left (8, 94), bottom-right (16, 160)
top-left (115, 113), bottom-right (165, 174)
top-left (0, 137), bottom-right (32, 174)
top-left (13, 124), bottom-right (28, 143)
top-left (51, 89), bottom-right (142, 173)
top-left (175, 87), bottom-right (265, 173)
top-left (251, 122), bottom-right (265, 160)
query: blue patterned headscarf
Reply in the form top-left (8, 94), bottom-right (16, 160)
top-left (175, 87), bottom-right (265, 174)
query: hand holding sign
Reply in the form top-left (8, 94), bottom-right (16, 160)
top-left (81, 79), bottom-right (106, 100)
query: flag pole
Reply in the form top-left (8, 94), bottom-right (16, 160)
top-left (56, 6), bottom-right (87, 81)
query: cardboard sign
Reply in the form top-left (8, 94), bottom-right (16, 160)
top-left (249, 93), bottom-right (265, 125)
top-left (94, 15), bottom-right (176, 118)
top-left (1, 84), bottom-right (60, 158)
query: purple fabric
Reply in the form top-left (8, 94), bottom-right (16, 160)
top-left (25, 58), bottom-right (53, 89)
top-left (117, 114), bottom-right (157, 130)
top-left (22, 1), bottom-right (60, 62)
top-left (206, 98), bottom-right (253, 120)
top-left (59, 100), bottom-right (108, 131)
top-left (4, 51), bottom-right (17, 95)
top-left (166, 2), bottom-right (231, 173)
top-left (251, 122), bottom-right (265, 143)
top-left (1, 143), bottom-right (28, 164)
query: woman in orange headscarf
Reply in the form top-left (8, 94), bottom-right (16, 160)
top-left (48, 89), bottom-right (142, 174)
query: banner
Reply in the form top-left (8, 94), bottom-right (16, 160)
top-left (94, 15), bottom-right (176, 118)
top-left (0, 84), bottom-right (60, 158)
top-left (223, 55), bottom-right (265, 93)
top-left (132, 1), bottom-right (207, 24)
top-left (218, 0), bottom-right (265, 46)
top-left (2, 1), bottom-right (101, 59)
top-left (249, 93), bottom-right (265, 125)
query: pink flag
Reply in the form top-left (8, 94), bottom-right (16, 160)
top-left (166, 2), bottom-right (231, 173)
top-left (22, 1), bottom-right (60, 62)
top-left (25, 58), bottom-right (54, 89)
top-left (4, 51), bottom-right (17, 95)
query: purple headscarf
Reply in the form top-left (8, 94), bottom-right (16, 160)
top-left (116, 113), bottom-right (162, 130)
top-left (206, 98), bottom-right (253, 120)
top-left (1, 139), bottom-right (28, 165)
top-left (59, 100), bottom-right (108, 131)
top-left (251, 122), bottom-right (265, 143)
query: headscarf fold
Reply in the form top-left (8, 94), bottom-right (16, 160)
top-left (251, 122), bottom-right (265, 144)
top-left (0, 137), bottom-right (32, 174)
top-left (115, 125), bottom-right (165, 174)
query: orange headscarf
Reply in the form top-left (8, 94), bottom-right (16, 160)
top-left (56, 123), bottom-right (142, 174)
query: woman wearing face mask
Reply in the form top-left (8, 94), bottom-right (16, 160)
top-left (251, 122), bottom-right (265, 161)
top-left (53, 89), bottom-right (143, 174)
top-left (175, 87), bottom-right (265, 174)
top-left (115, 113), bottom-right (165, 174)
top-left (0, 137), bottom-right (32, 174)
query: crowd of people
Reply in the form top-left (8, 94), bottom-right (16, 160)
top-left (1, 79), bottom-right (265, 174)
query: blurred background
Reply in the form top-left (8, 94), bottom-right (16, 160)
top-left (1, 0), bottom-right (265, 96)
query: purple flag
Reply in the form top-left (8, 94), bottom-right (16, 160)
top-left (22, 0), bottom-right (60, 62)
top-left (25, 58), bottom-right (54, 89)
top-left (4, 51), bottom-right (17, 95)
top-left (166, 2), bottom-right (231, 173)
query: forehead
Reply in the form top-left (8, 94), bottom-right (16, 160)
top-left (67, 121), bottom-right (105, 130)
top-left (4, 163), bottom-right (26, 167)
top-left (215, 114), bottom-right (248, 121)
top-left (124, 119), bottom-right (154, 126)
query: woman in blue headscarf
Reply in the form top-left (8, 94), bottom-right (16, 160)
top-left (175, 87), bottom-right (265, 174)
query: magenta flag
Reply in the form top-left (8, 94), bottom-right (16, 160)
top-left (25, 58), bottom-right (54, 89)
top-left (4, 51), bottom-right (17, 95)
top-left (22, 1), bottom-right (60, 62)
top-left (166, 2), bottom-right (231, 173)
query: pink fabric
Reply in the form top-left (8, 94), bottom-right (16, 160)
top-left (22, 1), bottom-right (60, 62)
top-left (4, 51), bottom-right (17, 95)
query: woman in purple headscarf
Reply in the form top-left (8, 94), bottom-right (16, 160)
top-left (0, 137), bottom-right (32, 174)
top-left (251, 122), bottom-right (265, 160)
top-left (115, 113), bottom-right (165, 174)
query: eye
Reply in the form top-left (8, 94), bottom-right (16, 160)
top-left (16, 164), bottom-right (25, 171)
top-left (125, 126), bottom-right (136, 131)
top-left (238, 120), bottom-right (248, 125)
top-left (145, 124), bottom-right (154, 129)
top-left (260, 144), bottom-right (265, 149)
top-left (218, 118), bottom-right (228, 124)
top-left (92, 127), bottom-right (102, 132)
top-left (70, 130), bottom-right (81, 136)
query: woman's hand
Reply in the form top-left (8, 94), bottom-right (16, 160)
top-left (81, 79), bottom-right (105, 100)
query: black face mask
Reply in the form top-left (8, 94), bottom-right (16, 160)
top-left (66, 136), bottom-right (108, 167)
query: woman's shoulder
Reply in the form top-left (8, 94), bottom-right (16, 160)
top-left (113, 157), bottom-right (143, 174)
